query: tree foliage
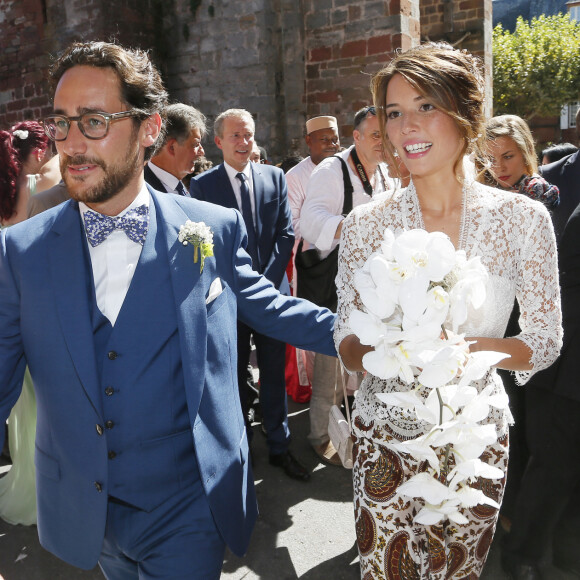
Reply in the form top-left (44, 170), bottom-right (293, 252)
top-left (493, 14), bottom-right (580, 120)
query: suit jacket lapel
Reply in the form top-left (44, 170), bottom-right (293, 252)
top-left (144, 164), bottom-right (169, 193)
top-left (217, 164), bottom-right (239, 209)
top-left (250, 164), bottom-right (264, 240)
top-left (152, 189), bottom-right (207, 420)
top-left (48, 201), bottom-right (102, 417)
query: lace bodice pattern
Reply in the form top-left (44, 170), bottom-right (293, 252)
top-left (335, 180), bottom-right (562, 440)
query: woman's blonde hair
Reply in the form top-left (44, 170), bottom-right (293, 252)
top-left (370, 42), bottom-right (486, 180)
top-left (484, 114), bottom-right (538, 178)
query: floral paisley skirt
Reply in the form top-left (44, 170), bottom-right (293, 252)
top-left (352, 413), bottom-right (508, 579)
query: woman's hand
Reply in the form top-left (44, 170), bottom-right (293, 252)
top-left (339, 334), bottom-right (374, 372)
top-left (466, 336), bottom-right (533, 371)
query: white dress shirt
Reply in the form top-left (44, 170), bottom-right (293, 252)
top-left (223, 162), bottom-right (256, 227)
top-left (301, 145), bottom-right (391, 256)
top-left (147, 161), bottom-right (183, 194)
top-left (285, 156), bottom-right (316, 240)
top-left (79, 185), bottom-right (150, 326)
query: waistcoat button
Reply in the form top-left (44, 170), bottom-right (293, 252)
top-left (104, 387), bottom-right (114, 396)
top-left (105, 420), bottom-right (114, 430)
top-left (107, 351), bottom-right (118, 360)
top-left (108, 451), bottom-right (117, 460)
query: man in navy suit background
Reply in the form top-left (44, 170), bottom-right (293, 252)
top-left (144, 103), bottom-right (206, 196)
top-left (0, 42), bottom-right (336, 579)
top-left (190, 109), bottom-right (310, 481)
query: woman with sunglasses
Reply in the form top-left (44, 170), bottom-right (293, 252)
top-left (336, 43), bottom-right (562, 578)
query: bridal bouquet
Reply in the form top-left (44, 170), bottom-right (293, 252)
top-left (349, 228), bottom-right (509, 525)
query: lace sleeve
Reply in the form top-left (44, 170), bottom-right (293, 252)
top-left (334, 206), bottom-right (379, 370)
top-left (514, 203), bottom-right (563, 383)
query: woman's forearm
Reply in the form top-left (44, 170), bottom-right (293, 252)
top-left (466, 336), bottom-right (533, 371)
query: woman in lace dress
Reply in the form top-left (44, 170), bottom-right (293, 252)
top-left (0, 121), bottom-right (51, 525)
top-left (336, 43), bottom-right (562, 579)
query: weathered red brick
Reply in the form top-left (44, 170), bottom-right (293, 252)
top-left (368, 34), bottom-right (393, 55)
top-left (341, 39), bottom-right (367, 58)
top-left (310, 46), bottom-right (332, 62)
top-left (311, 90), bottom-right (340, 104)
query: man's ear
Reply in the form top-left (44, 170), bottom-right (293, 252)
top-left (142, 113), bottom-right (162, 148)
top-left (305, 134), bottom-right (312, 148)
top-left (214, 135), bottom-right (223, 150)
top-left (166, 138), bottom-right (177, 156)
top-left (352, 129), bottom-right (361, 145)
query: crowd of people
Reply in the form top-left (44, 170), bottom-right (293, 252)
top-left (0, 38), bottom-right (578, 580)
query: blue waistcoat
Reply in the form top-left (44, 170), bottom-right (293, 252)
top-left (89, 205), bottom-right (199, 511)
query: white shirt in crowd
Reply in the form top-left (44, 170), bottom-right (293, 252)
top-left (223, 161), bottom-right (256, 227)
top-left (80, 185), bottom-right (149, 326)
top-left (285, 156), bottom-right (317, 240)
top-left (301, 145), bottom-right (391, 257)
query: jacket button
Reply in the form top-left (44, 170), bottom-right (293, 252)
top-left (94, 482), bottom-right (103, 492)
top-left (96, 424), bottom-right (104, 436)
top-left (105, 386), bottom-right (114, 396)
top-left (108, 451), bottom-right (117, 460)
top-left (105, 420), bottom-right (114, 430)
top-left (107, 351), bottom-right (118, 360)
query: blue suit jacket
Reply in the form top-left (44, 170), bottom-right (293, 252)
top-left (0, 188), bottom-right (335, 569)
top-left (190, 163), bottom-right (294, 288)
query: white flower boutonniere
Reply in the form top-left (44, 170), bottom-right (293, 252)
top-left (178, 220), bottom-right (214, 273)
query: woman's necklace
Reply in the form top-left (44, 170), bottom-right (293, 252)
top-left (410, 179), bottom-right (472, 250)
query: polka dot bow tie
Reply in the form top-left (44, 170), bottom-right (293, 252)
top-left (83, 205), bottom-right (149, 247)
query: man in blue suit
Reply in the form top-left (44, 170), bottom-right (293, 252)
top-left (0, 41), bottom-right (336, 579)
top-left (190, 109), bottom-right (310, 481)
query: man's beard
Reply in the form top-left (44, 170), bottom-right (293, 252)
top-left (60, 143), bottom-right (142, 205)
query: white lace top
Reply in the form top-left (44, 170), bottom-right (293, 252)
top-left (335, 179), bottom-right (563, 439)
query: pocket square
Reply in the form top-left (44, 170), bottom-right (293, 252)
top-left (206, 277), bottom-right (223, 304)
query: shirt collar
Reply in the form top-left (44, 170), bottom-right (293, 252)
top-left (224, 161), bottom-right (252, 181)
top-left (147, 161), bottom-right (182, 192)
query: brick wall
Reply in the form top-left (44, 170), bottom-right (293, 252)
top-left (302, 0), bottom-right (421, 147)
top-left (0, 0), bottom-right (492, 162)
top-left (420, 0), bottom-right (493, 115)
top-left (0, 0), bottom-right (157, 128)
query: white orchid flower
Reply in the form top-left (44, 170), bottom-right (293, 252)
top-left (448, 458), bottom-right (504, 487)
top-left (388, 432), bottom-right (441, 473)
top-left (398, 472), bottom-right (453, 504)
top-left (448, 255), bottom-right (488, 331)
top-left (454, 485), bottom-right (501, 510)
top-left (375, 390), bottom-right (424, 411)
top-left (414, 500), bottom-right (468, 526)
top-left (415, 385), bottom-right (477, 425)
top-left (362, 342), bottom-right (415, 383)
top-left (392, 229), bottom-right (457, 283)
top-left (457, 350), bottom-right (510, 387)
top-left (349, 309), bottom-right (386, 347)
top-left (416, 344), bottom-right (469, 389)
top-left (355, 258), bottom-right (399, 319)
top-left (400, 284), bottom-right (450, 336)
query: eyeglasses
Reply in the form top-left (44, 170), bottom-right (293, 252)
top-left (42, 110), bottom-right (141, 141)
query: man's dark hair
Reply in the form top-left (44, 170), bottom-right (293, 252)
top-left (50, 41), bottom-right (169, 160)
top-left (157, 103), bottom-right (207, 149)
top-left (353, 106), bottom-right (377, 130)
top-left (541, 142), bottom-right (578, 165)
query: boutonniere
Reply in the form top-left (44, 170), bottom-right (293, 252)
top-left (178, 220), bottom-right (214, 273)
